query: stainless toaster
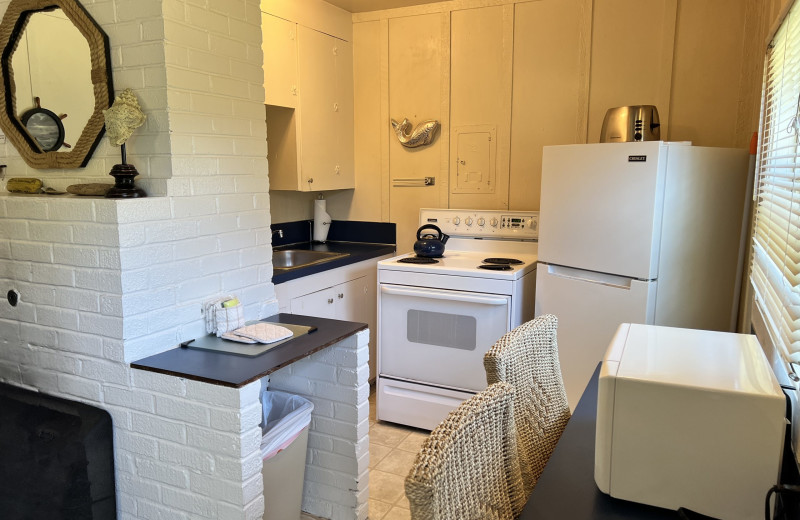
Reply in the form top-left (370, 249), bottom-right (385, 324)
top-left (600, 105), bottom-right (661, 142)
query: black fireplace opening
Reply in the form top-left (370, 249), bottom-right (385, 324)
top-left (0, 382), bottom-right (117, 519)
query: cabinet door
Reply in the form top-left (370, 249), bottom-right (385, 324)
top-left (388, 13), bottom-right (446, 252)
top-left (262, 14), bottom-right (298, 108)
top-left (297, 26), bottom-right (338, 191)
top-left (334, 38), bottom-right (355, 189)
top-left (334, 277), bottom-right (368, 323)
top-left (290, 287), bottom-right (337, 319)
top-left (336, 275), bottom-right (376, 378)
top-left (289, 278), bottom-right (367, 323)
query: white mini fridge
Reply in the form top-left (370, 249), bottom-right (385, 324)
top-left (535, 141), bottom-right (749, 409)
top-left (595, 324), bottom-right (785, 520)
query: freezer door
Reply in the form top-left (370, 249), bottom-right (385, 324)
top-left (539, 142), bottom-right (667, 280)
top-left (535, 264), bottom-right (656, 410)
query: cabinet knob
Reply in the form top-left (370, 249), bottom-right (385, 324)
top-left (338, 293), bottom-right (344, 299)
top-left (327, 298), bottom-right (334, 304)
top-left (333, 103), bottom-right (339, 112)
top-left (308, 178), bottom-right (314, 184)
top-left (291, 85), bottom-right (297, 96)
top-left (332, 46), bottom-right (338, 56)
top-left (334, 165), bottom-right (340, 174)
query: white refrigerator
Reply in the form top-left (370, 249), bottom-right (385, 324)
top-left (535, 141), bottom-right (749, 410)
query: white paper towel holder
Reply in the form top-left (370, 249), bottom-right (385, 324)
top-left (313, 195), bottom-right (331, 243)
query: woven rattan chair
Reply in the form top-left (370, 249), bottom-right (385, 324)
top-left (483, 313), bottom-right (571, 513)
top-left (405, 382), bottom-right (524, 520)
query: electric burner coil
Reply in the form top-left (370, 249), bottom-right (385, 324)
top-left (483, 257), bottom-right (523, 265)
top-left (398, 256), bottom-right (440, 264)
top-left (477, 264), bottom-right (514, 271)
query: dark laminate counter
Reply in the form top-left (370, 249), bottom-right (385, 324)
top-left (522, 364), bottom-right (800, 519)
top-left (131, 314), bottom-right (366, 388)
top-left (270, 219), bottom-right (396, 284)
top-left (521, 364), bottom-right (679, 519)
top-left (272, 241), bottom-right (395, 285)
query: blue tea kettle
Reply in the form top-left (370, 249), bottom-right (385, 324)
top-left (413, 224), bottom-right (449, 258)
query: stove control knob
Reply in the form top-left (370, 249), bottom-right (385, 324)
top-left (465, 217), bottom-right (473, 226)
top-left (490, 218), bottom-right (499, 227)
top-left (453, 216), bottom-right (461, 225)
top-left (477, 217), bottom-right (485, 227)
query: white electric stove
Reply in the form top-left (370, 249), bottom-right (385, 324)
top-left (377, 208), bottom-right (539, 430)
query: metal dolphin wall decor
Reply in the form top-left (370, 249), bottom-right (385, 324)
top-left (391, 118), bottom-right (440, 148)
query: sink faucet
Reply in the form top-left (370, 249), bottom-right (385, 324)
top-left (272, 229), bottom-right (283, 239)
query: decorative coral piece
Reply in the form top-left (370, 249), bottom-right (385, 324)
top-left (102, 88), bottom-right (146, 146)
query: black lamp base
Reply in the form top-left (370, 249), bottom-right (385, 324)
top-left (106, 163), bottom-right (146, 198)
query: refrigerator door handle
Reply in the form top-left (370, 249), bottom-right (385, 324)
top-left (545, 264), bottom-right (638, 290)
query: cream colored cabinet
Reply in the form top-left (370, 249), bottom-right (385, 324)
top-left (336, 276), bottom-right (371, 325)
top-left (274, 256), bottom-right (390, 380)
top-left (289, 286), bottom-right (338, 319)
top-left (289, 277), bottom-right (368, 322)
top-left (296, 26), bottom-right (355, 191)
top-left (262, 13), bottom-right (298, 108)
top-left (263, 14), bottom-right (355, 191)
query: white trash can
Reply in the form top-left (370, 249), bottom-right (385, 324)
top-left (260, 390), bottom-right (314, 520)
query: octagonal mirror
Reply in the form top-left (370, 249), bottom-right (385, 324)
top-left (0, 0), bottom-right (112, 169)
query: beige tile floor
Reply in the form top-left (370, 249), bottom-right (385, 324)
top-left (300, 386), bottom-right (430, 520)
top-left (365, 388), bottom-right (429, 520)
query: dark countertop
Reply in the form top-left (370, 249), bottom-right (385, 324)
top-left (270, 219), bottom-right (396, 285)
top-left (272, 241), bottom-right (395, 285)
top-left (131, 314), bottom-right (367, 388)
top-left (521, 366), bottom-right (800, 519)
top-left (522, 364), bottom-right (678, 519)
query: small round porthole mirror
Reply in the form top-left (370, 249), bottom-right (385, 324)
top-left (20, 106), bottom-right (65, 152)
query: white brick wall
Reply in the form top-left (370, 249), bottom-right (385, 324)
top-left (0, 0), bottom-right (270, 518)
top-left (268, 330), bottom-right (370, 520)
top-left (0, 0), bottom-right (370, 517)
top-left (120, 374), bottom-right (265, 520)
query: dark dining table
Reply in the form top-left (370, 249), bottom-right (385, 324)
top-left (522, 363), bottom-right (800, 519)
top-left (520, 364), bottom-right (680, 519)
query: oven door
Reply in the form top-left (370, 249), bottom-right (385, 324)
top-left (379, 284), bottom-right (511, 392)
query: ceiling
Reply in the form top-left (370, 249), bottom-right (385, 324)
top-left (324, 0), bottom-right (443, 13)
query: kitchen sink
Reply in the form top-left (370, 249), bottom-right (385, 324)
top-left (272, 249), bottom-right (349, 270)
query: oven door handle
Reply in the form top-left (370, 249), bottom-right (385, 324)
top-left (380, 285), bottom-right (509, 306)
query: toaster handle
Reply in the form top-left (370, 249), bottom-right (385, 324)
top-left (650, 107), bottom-right (661, 130)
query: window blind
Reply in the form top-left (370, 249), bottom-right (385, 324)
top-left (753, 0), bottom-right (800, 366)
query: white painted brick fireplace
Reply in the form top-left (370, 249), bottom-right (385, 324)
top-left (0, 0), bottom-right (369, 518)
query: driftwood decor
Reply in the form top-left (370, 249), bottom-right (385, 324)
top-left (391, 118), bottom-right (440, 148)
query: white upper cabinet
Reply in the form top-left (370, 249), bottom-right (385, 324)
top-left (296, 26), bottom-right (355, 191)
top-left (263, 11), bottom-right (355, 191)
top-left (263, 14), bottom-right (298, 108)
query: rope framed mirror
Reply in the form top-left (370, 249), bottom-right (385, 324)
top-left (0, 0), bottom-right (113, 169)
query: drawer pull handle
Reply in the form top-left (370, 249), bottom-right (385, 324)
top-left (392, 176), bottom-right (435, 187)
